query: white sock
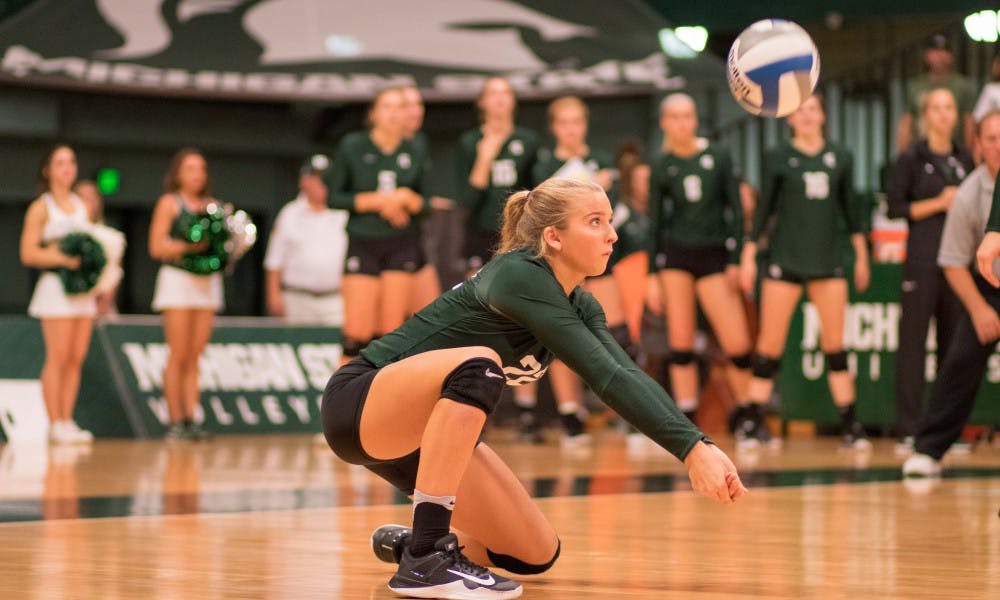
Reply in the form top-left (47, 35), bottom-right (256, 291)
top-left (412, 490), bottom-right (456, 511)
top-left (557, 401), bottom-right (583, 416)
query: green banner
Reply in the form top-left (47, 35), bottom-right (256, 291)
top-left (4, 277), bottom-right (998, 440)
top-left (780, 263), bottom-right (1000, 426)
top-left (0, 316), bottom-right (341, 439)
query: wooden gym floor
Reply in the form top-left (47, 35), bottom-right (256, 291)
top-left (0, 429), bottom-right (997, 599)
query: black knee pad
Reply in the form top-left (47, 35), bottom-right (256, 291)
top-left (730, 353), bottom-right (753, 370)
top-left (341, 336), bottom-right (370, 358)
top-left (751, 354), bottom-right (781, 379)
top-left (440, 357), bottom-right (506, 415)
top-left (609, 324), bottom-right (636, 358)
top-left (668, 349), bottom-right (696, 366)
top-left (487, 539), bottom-right (560, 575)
top-left (825, 350), bottom-right (848, 372)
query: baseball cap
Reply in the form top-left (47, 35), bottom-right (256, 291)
top-left (924, 33), bottom-right (950, 51)
top-left (300, 154), bottom-right (330, 176)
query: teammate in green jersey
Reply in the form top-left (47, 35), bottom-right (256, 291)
top-left (400, 85), bottom-right (445, 314)
top-left (648, 94), bottom-right (756, 444)
top-left (739, 95), bottom-right (872, 450)
top-left (322, 178), bottom-right (747, 599)
top-left (516, 96), bottom-right (622, 448)
top-left (328, 87), bottom-right (431, 364)
top-left (457, 77), bottom-right (540, 272)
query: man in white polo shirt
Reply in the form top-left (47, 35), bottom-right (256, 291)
top-left (265, 155), bottom-right (349, 326)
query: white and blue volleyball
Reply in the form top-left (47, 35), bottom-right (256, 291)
top-left (727, 19), bottom-right (820, 118)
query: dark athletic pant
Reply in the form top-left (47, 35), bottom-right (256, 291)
top-left (895, 263), bottom-right (963, 437)
top-left (914, 276), bottom-right (1000, 460)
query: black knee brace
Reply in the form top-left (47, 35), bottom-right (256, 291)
top-left (751, 354), bottom-right (781, 379)
top-left (825, 350), bottom-right (848, 372)
top-left (668, 349), bottom-right (696, 365)
top-left (440, 358), bottom-right (506, 415)
top-left (341, 336), bottom-right (370, 358)
top-left (730, 353), bottom-right (753, 370)
top-left (486, 539), bottom-right (561, 575)
top-left (609, 324), bottom-right (637, 358)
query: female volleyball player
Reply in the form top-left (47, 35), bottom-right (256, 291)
top-left (20, 144), bottom-right (97, 443)
top-left (149, 148), bottom-right (222, 441)
top-left (400, 85), bottom-right (444, 314)
top-left (519, 96), bottom-right (618, 445)
top-left (322, 178), bottom-right (748, 599)
top-left (457, 76), bottom-right (542, 439)
top-left (457, 76), bottom-right (540, 274)
top-left (739, 94), bottom-right (872, 449)
top-left (329, 87), bottom-right (431, 364)
top-left (648, 93), bottom-right (756, 441)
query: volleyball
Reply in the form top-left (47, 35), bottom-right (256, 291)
top-left (726, 19), bottom-right (820, 118)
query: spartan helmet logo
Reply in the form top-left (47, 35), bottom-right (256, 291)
top-left (700, 154), bottom-right (714, 170)
top-left (93, 0), bottom-right (595, 71)
top-left (509, 140), bottom-right (524, 156)
top-left (823, 152), bottom-right (836, 168)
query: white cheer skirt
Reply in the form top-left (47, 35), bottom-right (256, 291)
top-left (27, 272), bottom-right (97, 319)
top-left (151, 265), bottom-right (224, 312)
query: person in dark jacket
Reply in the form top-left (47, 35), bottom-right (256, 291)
top-left (887, 87), bottom-right (974, 454)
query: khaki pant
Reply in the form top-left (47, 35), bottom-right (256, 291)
top-left (282, 290), bottom-right (343, 327)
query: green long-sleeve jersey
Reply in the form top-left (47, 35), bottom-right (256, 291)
top-left (750, 142), bottom-right (862, 277)
top-left (327, 131), bottom-right (431, 239)
top-left (648, 143), bottom-right (743, 269)
top-left (456, 126), bottom-right (540, 233)
top-left (362, 248), bottom-right (707, 461)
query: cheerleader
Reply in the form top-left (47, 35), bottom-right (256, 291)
top-left (20, 144), bottom-right (96, 444)
top-left (149, 148), bottom-right (222, 441)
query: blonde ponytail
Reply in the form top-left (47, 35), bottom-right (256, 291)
top-left (497, 178), bottom-right (604, 257)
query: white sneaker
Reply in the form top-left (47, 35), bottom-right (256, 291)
top-left (65, 420), bottom-right (94, 443)
top-left (946, 440), bottom-right (973, 456)
top-left (902, 453), bottom-right (941, 477)
top-left (49, 421), bottom-right (74, 444)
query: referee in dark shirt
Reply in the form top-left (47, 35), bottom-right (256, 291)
top-left (888, 87), bottom-right (974, 452)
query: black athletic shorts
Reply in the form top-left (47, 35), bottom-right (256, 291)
top-left (654, 240), bottom-right (729, 280)
top-left (344, 235), bottom-right (426, 276)
top-left (321, 356), bottom-right (422, 495)
top-left (764, 263), bottom-right (844, 284)
top-left (463, 227), bottom-right (501, 272)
